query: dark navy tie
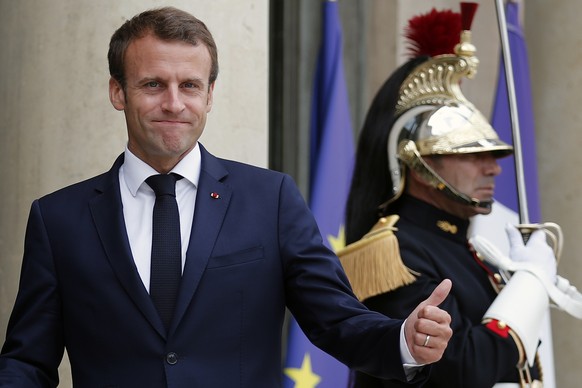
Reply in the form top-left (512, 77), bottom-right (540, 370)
top-left (146, 173), bottom-right (182, 329)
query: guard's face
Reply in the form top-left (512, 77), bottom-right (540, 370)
top-left (425, 152), bottom-right (502, 218)
top-left (109, 33), bottom-right (214, 173)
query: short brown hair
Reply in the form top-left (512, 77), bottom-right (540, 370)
top-left (108, 7), bottom-right (219, 89)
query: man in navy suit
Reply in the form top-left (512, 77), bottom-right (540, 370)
top-left (0, 7), bottom-right (452, 387)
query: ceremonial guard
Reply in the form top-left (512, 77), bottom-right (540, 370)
top-left (339, 3), bottom-right (580, 387)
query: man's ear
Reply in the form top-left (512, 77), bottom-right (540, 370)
top-left (109, 77), bottom-right (125, 111)
top-left (205, 81), bottom-right (215, 112)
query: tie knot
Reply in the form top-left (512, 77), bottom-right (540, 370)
top-left (146, 174), bottom-right (180, 197)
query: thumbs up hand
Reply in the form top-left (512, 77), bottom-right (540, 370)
top-left (404, 279), bottom-right (453, 364)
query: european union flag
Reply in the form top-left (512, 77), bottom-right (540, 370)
top-left (283, 1), bottom-right (354, 387)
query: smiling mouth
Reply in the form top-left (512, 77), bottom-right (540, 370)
top-left (153, 120), bottom-right (190, 126)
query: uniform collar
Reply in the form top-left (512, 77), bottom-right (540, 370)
top-left (395, 194), bottom-right (470, 244)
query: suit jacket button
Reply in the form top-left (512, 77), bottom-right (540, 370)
top-left (166, 352), bottom-right (178, 365)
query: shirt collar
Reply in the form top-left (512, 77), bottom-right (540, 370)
top-left (122, 143), bottom-right (202, 196)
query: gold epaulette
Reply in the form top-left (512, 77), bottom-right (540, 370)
top-left (338, 215), bottom-right (417, 302)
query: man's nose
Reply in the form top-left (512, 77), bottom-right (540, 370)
top-left (161, 87), bottom-right (185, 113)
top-left (483, 155), bottom-right (502, 176)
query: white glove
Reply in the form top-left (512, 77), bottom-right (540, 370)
top-left (506, 223), bottom-right (557, 284)
top-left (471, 231), bottom-right (582, 320)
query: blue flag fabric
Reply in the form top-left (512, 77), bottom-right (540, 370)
top-left (491, 1), bottom-right (540, 223)
top-left (308, 2), bottom-right (355, 226)
top-left (283, 1), bottom-right (354, 387)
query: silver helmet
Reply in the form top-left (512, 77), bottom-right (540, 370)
top-left (387, 17), bottom-right (513, 209)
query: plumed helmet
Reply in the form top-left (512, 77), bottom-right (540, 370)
top-left (387, 3), bottom-right (513, 209)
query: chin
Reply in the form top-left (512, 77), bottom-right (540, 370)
top-left (474, 205), bottom-right (493, 216)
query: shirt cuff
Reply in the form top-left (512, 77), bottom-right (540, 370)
top-left (400, 319), bottom-right (425, 380)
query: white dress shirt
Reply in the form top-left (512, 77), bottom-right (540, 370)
top-left (119, 144), bottom-right (201, 292)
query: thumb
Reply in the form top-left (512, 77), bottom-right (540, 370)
top-left (422, 279), bottom-right (452, 309)
top-left (505, 223), bottom-right (524, 248)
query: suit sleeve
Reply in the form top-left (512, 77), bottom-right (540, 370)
top-left (277, 175), bottom-right (416, 382)
top-left (0, 200), bottom-right (64, 387)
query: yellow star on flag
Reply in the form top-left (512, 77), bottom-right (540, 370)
top-left (327, 224), bottom-right (346, 253)
top-left (283, 353), bottom-right (322, 388)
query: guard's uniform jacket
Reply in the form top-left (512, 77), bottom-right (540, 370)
top-left (354, 195), bottom-right (541, 388)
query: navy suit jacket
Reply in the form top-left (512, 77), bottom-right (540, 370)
top-left (0, 145), bottom-right (411, 387)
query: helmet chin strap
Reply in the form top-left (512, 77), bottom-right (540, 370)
top-left (433, 176), bottom-right (493, 210)
top-left (398, 140), bottom-right (493, 210)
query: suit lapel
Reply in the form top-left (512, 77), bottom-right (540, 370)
top-left (89, 154), bottom-right (166, 338)
top-left (172, 146), bottom-right (231, 330)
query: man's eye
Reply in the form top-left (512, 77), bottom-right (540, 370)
top-left (146, 81), bottom-right (159, 88)
top-left (183, 82), bottom-right (197, 89)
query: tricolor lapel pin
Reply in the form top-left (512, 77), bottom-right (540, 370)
top-left (210, 192), bottom-right (220, 199)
